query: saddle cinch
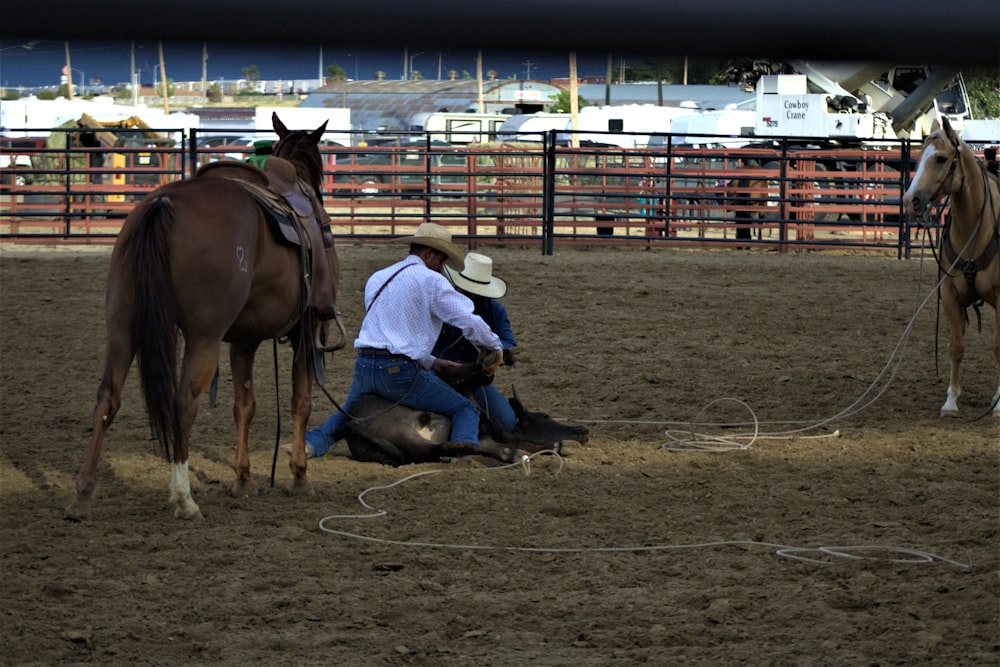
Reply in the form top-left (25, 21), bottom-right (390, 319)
top-left (195, 158), bottom-right (338, 322)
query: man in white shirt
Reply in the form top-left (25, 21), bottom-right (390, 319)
top-left (298, 223), bottom-right (504, 459)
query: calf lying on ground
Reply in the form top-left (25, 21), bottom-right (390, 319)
top-left (342, 385), bottom-right (589, 467)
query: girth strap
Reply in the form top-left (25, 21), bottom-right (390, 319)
top-left (941, 223), bottom-right (1000, 300)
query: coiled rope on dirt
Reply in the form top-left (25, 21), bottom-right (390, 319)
top-left (317, 453), bottom-right (971, 570)
top-left (570, 241), bottom-right (977, 451)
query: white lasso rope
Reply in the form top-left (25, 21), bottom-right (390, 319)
top-left (317, 454), bottom-right (970, 570)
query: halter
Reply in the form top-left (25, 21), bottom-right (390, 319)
top-left (926, 131), bottom-right (964, 205)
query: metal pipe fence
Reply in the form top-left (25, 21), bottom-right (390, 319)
top-left (0, 125), bottom-right (957, 257)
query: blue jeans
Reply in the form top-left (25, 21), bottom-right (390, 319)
top-left (473, 384), bottom-right (518, 432)
top-left (307, 352), bottom-right (483, 457)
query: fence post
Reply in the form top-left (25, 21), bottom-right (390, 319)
top-left (898, 139), bottom-right (912, 260)
top-left (778, 141), bottom-right (788, 253)
top-left (542, 129), bottom-right (556, 255)
top-left (188, 128), bottom-right (199, 179)
top-left (422, 133), bottom-right (431, 223)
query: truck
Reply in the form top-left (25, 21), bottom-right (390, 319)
top-left (730, 62), bottom-right (975, 222)
top-left (752, 61), bottom-right (973, 144)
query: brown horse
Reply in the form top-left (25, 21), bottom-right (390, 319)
top-left (66, 113), bottom-right (346, 521)
top-left (903, 117), bottom-right (1000, 418)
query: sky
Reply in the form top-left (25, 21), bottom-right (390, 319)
top-left (0, 39), bottom-right (613, 89)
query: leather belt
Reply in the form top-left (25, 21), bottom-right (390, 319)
top-left (358, 347), bottom-right (402, 358)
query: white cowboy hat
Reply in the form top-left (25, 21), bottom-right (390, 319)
top-left (391, 222), bottom-right (464, 270)
top-left (444, 252), bottom-right (508, 298)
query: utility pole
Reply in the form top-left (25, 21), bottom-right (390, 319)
top-left (64, 41), bottom-right (73, 100)
top-left (523, 59), bottom-right (533, 80)
top-left (201, 42), bottom-right (208, 105)
top-left (476, 50), bottom-right (484, 113)
top-left (158, 40), bottom-right (169, 114)
top-left (130, 41), bottom-right (137, 106)
top-left (605, 53), bottom-right (612, 105)
top-left (569, 52), bottom-right (579, 148)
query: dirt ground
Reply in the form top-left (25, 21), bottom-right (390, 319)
top-left (1, 242), bottom-right (997, 666)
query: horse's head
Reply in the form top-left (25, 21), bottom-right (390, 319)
top-left (903, 117), bottom-right (964, 218)
top-left (271, 112), bottom-right (327, 196)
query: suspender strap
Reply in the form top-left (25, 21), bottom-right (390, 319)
top-left (366, 263), bottom-right (416, 314)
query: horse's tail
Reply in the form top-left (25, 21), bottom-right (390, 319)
top-left (122, 195), bottom-right (180, 462)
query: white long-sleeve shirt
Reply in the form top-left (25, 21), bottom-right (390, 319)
top-left (356, 256), bottom-right (501, 369)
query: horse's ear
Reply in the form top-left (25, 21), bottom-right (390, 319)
top-left (930, 118), bottom-right (941, 135)
top-left (309, 120), bottom-right (328, 145)
top-left (272, 112), bottom-right (289, 137)
top-left (941, 117), bottom-right (960, 145)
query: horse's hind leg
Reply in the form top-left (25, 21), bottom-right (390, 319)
top-left (169, 340), bottom-right (221, 519)
top-left (66, 331), bottom-right (134, 521)
top-left (229, 341), bottom-right (261, 497)
top-left (287, 335), bottom-right (315, 496)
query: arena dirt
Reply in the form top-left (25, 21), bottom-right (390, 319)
top-left (1, 243), bottom-right (997, 666)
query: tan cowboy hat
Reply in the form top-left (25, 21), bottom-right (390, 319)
top-left (392, 222), bottom-right (464, 270)
top-left (444, 252), bottom-right (508, 298)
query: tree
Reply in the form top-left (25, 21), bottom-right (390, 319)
top-left (241, 65), bottom-right (260, 90)
top-left (326, 64), bottom-right (347, 81)
top-left (621, 56), bottom-right (730, 84)
top-left (964, 67), bottom-right (1000, 118)
top-left (547, 89), bottom-right (590, 113)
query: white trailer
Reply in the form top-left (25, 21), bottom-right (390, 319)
top-left (254, 106), bottom-right (351, 146)
top-left (558, 104), bottom-right (698, 148)
top-left (408, 111), bottom-right (511, 144)
top-left (658, 108), bottom-right (757, 148)
top-left (496, 113), bottom-right (573, 143)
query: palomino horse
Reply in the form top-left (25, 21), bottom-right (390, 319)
top-left (66, 113), bottom-right (346, 520)
top-left (903, 117), bottom-right (1000, 418)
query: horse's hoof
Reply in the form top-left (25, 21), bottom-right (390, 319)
top-left (289, 480), bottom-right (315, 497)
top-left (174, 508), bottom-right (206, 521)
top-left (230, 482), bottom-right (260, 498)
top-left (940, 409), bottom-right (959, 418)
top-left (64, 500), bottom-right (89, 522)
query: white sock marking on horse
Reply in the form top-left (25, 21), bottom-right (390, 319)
top-left (169, 461), bottom-right (201, 518)
top-left (941, 386), bottom-right (960, 416)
